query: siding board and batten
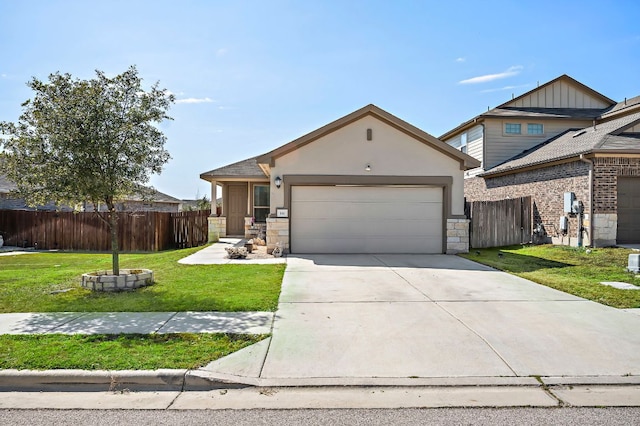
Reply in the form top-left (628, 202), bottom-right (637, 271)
top-left (506, 80), bottom-right (611, 109)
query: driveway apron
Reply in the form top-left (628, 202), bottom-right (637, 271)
top-left (258, 254), bottom-right (640, 380)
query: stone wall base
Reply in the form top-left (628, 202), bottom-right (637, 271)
top-left (266, 217), bottom-right (289, 254)
top-left (593, 213), bottom-right (617, 247)
top-left (207, 216), bottom-right (226, 243)
top-left (446, 218), bottom-right (470, 254)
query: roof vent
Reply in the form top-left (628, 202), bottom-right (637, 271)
top-left (573, 130), bottom-right (587, 138)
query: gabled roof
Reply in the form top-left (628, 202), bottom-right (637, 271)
top-left (199, 156), bottom-right (268, 181)
top-left (257, 104), bottom-right (480, 170)
top-left (439, 75), bottom-right (615, 140)
top-left (600, 95), bottom-right (640, 120)
top-left (495, 74), bottom-right (615, 109)
top-left (482, 111), bottom-right (640, 177)
top-left (0, 172), bottom-right (180, 203)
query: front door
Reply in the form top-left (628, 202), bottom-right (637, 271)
top-left (227, 184), bottom-right (247, 236)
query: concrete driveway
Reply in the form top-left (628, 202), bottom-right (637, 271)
top-left (202, 254), bottom-right (640, 384)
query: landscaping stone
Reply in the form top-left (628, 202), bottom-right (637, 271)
top-left (225, 247), bottom-right (248, 259)
top-left (81, 269), bottom-right (154, 292)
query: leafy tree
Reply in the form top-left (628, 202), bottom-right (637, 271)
top-left (183, 194), bottom-right (211, 212)
top-left (0, 66), bottom-right (174, 275)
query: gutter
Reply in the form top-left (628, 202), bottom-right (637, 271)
top-left (579, 154), bottom-right (595, 247)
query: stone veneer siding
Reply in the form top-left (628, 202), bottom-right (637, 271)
top-left (244, 217), bottom-right (267, 239)
top-left (446, 218), bottom-right (470, 254)
top-left (207, 216), bottom-right (226, 242)
top-left (266, 217), bottom-right (289, 254)
top-left (464, 161), bottom-right (591, 245)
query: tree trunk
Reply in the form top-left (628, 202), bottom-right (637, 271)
top-left (109, 210), bottom-right (119, 275)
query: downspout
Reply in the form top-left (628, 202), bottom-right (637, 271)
top-left (579, 154), bottom-right (594, 247)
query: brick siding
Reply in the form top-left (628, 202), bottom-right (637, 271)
top-left (593, 157), bottom-right (640, 214)
top-left (464, 161), bottom-right (590, 240)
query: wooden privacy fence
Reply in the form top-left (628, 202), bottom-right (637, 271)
top-left (0, 209), bottom-right (210, 252)
top-left (466, 196), bottom-right (532, 248)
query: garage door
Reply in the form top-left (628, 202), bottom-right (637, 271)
top-left (291, 186), bottom-right (443, 253)
top-left (617, 177), bottom-right (640, 244)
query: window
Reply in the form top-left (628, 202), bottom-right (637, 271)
top-left (505, 123), bottom-right (521, 134)
top-left (253, 185), bottom-right (270, 223)
top-left (460, 132), bottom-right (468, 153)
top-left (527, 123), bottom-right (544, 135)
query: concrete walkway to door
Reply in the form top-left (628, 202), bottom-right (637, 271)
top-left (196, 254), bottom-right (640, 387)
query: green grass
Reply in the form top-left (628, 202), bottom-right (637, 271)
top-left (0, 247), bottom-right (286, 313)
top-left (461, 245), bottom-right (640, 308)
top-left (0, 333), bottom-right (266, 370)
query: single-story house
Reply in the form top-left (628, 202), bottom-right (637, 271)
top-left (200, 104), bottom-right (480, 254)
top-left (0, 173), bottom-right (182, 212)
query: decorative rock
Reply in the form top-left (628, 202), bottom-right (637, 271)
top-left (225, 247), bottom-right (248, 259)
top-left (272, 243), bottom-right (283, 258)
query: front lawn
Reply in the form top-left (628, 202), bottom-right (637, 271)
top-left (461, 245), bottom-right (640, 308)
top-left (0, 333), bottom-right (265, 370)
top-left (0, 247), bottom-right (286, 313)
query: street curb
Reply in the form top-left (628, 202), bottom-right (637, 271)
top-left (0, 369), bottom-right (188, 392)
top-left (2, 369), bottom-right (640, 392)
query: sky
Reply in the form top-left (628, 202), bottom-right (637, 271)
top-left (1, 0), bottom-right (640, 200)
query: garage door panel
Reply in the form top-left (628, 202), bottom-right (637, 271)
top-left (617, 177), bottom-right (640, 244)
top-left (291, 186), bottom-right (443, 254)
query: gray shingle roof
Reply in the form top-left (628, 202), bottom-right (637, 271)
top-left (482, 111), bottom-right (640, 176)
top-left (200, 156), bottom-right (267, 180)
top-left (600, 95), bottom-right (640, 119)
top-left (482, 107), bottom-right (605, 120)
top-left (0, 173), bottom-right (17, 193)
top-left (0, 173), bottom-right (180, 203)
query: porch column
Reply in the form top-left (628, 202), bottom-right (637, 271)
top-left (246, 181), bottom-right (252, 217)
top-left (210, 180), bottom-right (217, 216)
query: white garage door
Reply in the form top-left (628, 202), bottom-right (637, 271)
top-left (291, 186), bottom-right (443, 254)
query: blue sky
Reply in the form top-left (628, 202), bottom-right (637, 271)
top-left (2, 0), bottom-right (639, 199)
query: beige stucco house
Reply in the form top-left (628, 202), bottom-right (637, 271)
top-left (200, 104), bottom-right (479, 254)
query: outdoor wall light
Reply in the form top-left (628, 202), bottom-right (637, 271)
top-left (274, 176), bottom-right (282, 188)
top-left (365, 164), bottom-right (371, 172)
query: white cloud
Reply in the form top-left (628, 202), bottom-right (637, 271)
top-left (480, 84), bottom-right (530, 93)
top-left (455, 57), bottom-right (465, 63)
top-left (459, 65), bottom-right (523, 84)
top-left (176, 97), bottom-right (214, 104)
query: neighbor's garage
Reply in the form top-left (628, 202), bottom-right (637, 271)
top-left (290, 185), bottom-right (443, 254)
top-left (617, 176), bottom-right (640, 244)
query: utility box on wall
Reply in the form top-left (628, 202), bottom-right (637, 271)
top-left (559, 216), bottom-right (569, 233)
top-left (564, 192), bottom-right (576, 214)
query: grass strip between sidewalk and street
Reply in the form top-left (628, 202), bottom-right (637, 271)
top-left (0, 333), bottom-right (266, 370)
top-left (0, 246), bottom-right (286, 313)
top-left (460, 244), bottom-right (640, 309)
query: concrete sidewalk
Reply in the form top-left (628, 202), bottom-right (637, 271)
top-left (178, 238), bottom-right (287, 265)
top-left (0, 311), bottom-right (274, 335)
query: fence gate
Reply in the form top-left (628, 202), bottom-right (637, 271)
top-left (466, 196), bottom-right (532, 248)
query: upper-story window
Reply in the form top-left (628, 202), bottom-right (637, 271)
top-left (505, 123), bottom-right (521, 134)
top-left (460, 132), bottom-right (467, 153)
top-left (527, 123), bottom-right (544, 135)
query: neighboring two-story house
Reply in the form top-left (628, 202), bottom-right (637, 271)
top-left (441, 75), bottom-right (640, 247)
